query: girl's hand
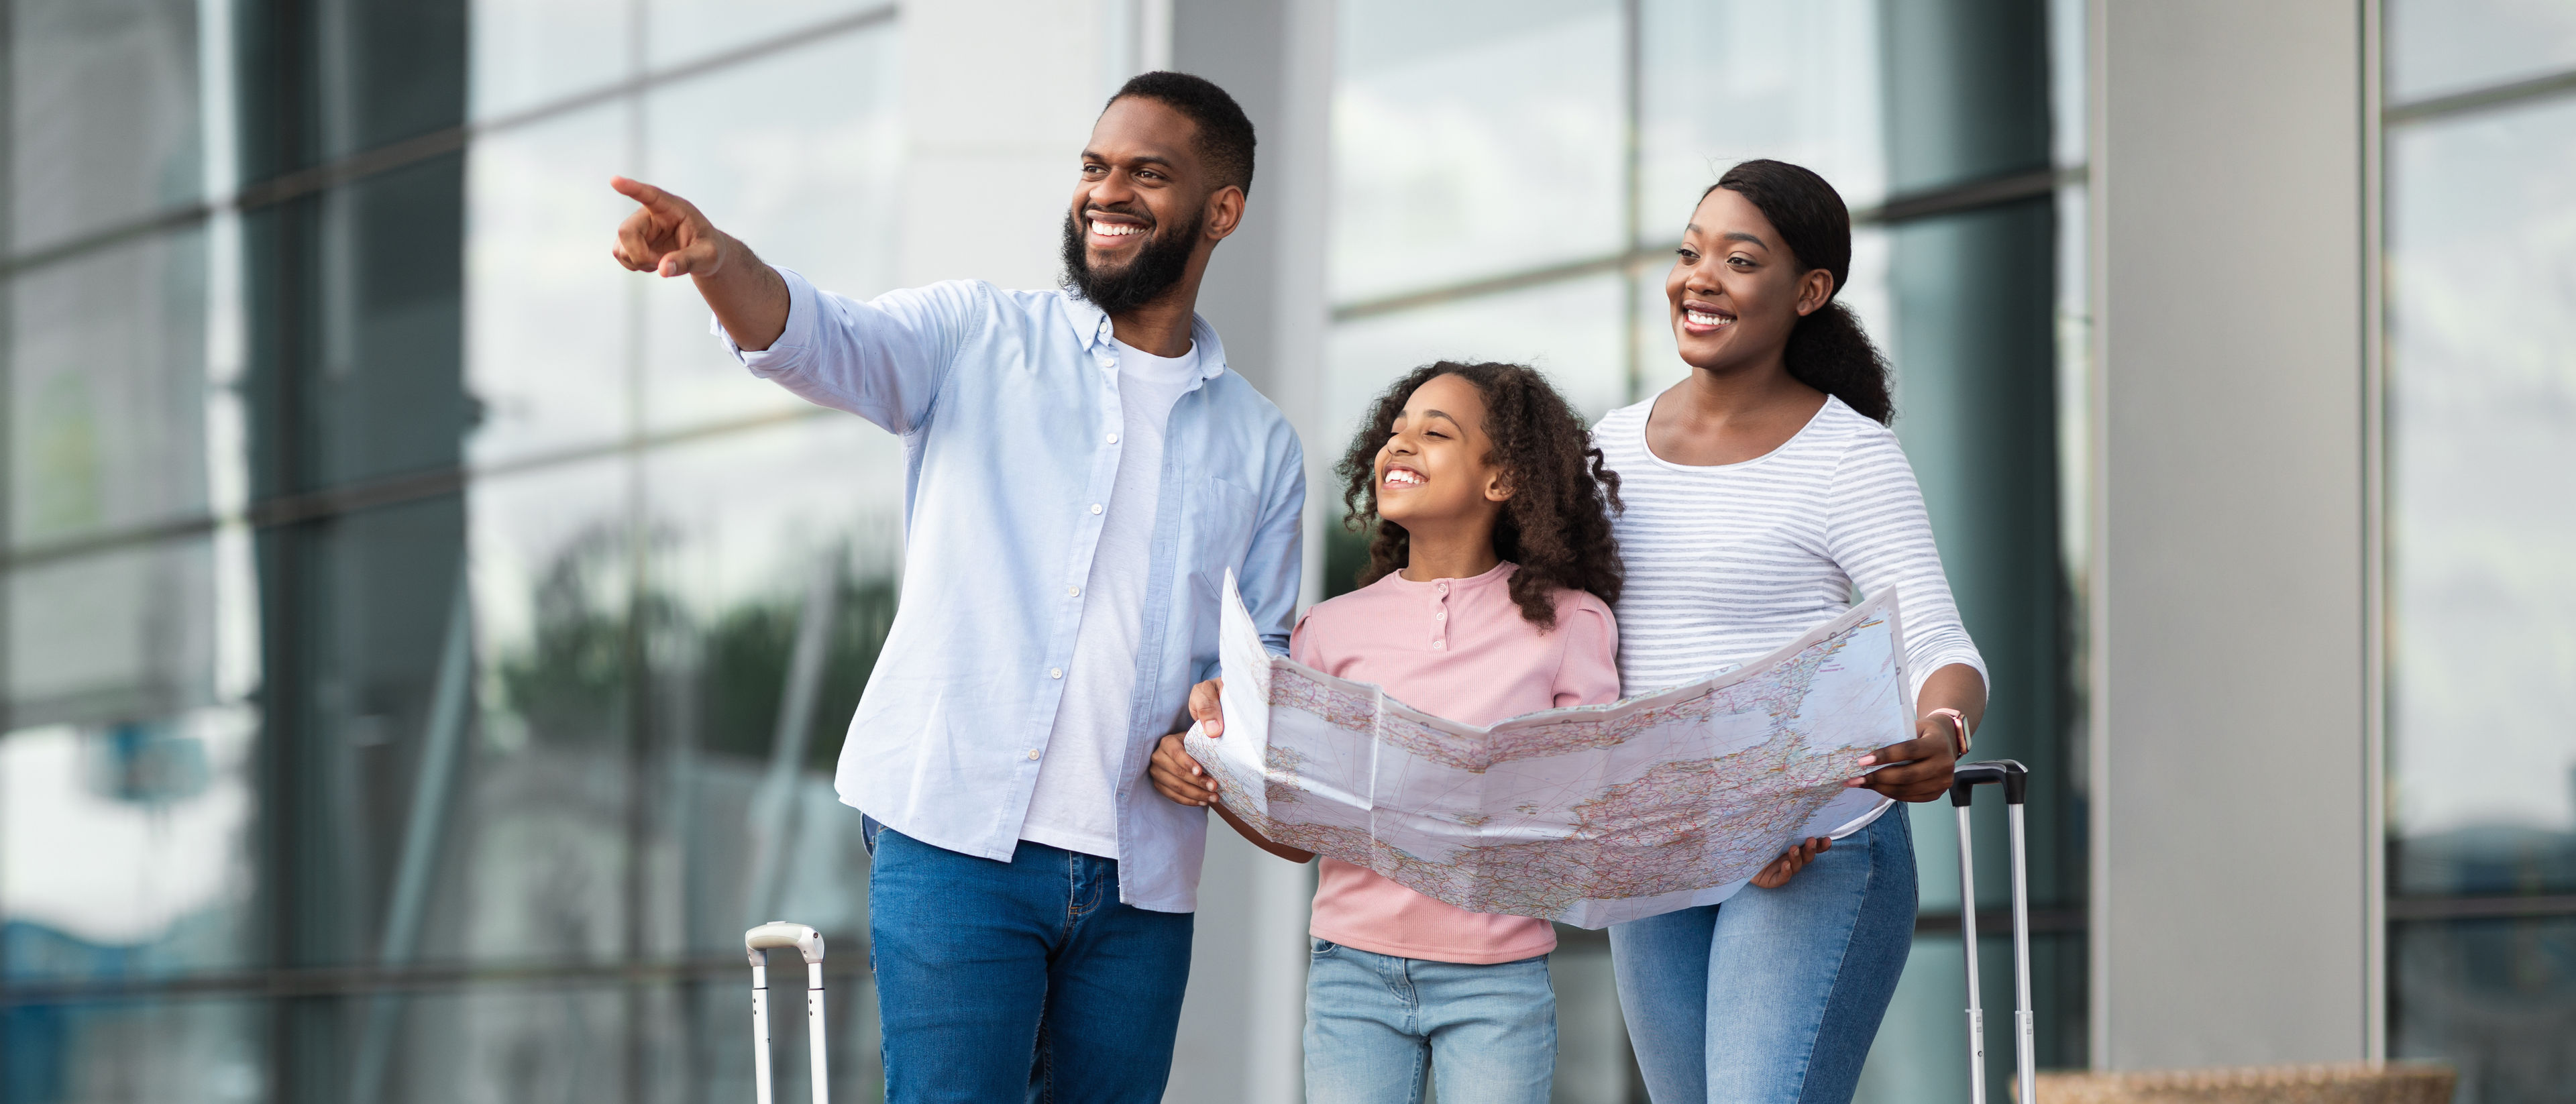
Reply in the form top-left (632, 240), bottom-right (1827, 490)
top-left (1845, 712), bottom-right (1963, 803)
top-left (1752, 836), bottom-right (1831, 888)
top-left (1148, 733), bottom-right (1220, 807)
top-left (1187, 678), bottom-right (1225, 736)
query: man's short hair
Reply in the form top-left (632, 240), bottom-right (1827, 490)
top-left (1107, 71), bottom-right (1256, 197)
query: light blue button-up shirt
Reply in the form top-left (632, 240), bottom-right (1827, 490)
top-left (720, 268), bottom-right (1304, 912)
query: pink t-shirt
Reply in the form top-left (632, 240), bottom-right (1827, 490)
top-left (1293, 561), bottom-right (1621, 964)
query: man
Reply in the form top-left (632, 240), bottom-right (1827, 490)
top-left (608, 72), bottom-right (1301, 1102)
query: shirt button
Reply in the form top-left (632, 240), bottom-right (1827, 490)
top-left (1049, 668), bottom-right (1063, 679)
top-left (1068, 586), bottom-right (1081, 596)
top-left (1027, 749), bottom-right (1041, 761)
top-left (1090, 504), bottom-right (1103, 514)
top-left (1106, 433), bottom-right (1120, 444)
top-left (1435, 611), bottom-right (1446, 621)
top-left (1433, 640), bottom-right (1446, 650)
top-left (1436, 582), bottom-right (1450, 595)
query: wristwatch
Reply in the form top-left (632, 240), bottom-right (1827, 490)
top-left (1925, 707), bottom-right (1971, 757)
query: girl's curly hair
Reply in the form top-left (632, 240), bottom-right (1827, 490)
top-left (1336, 362), bottom-right (1623, 630)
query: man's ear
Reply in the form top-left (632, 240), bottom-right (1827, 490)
top-left (1202, 185), bottom-right (1246, 242)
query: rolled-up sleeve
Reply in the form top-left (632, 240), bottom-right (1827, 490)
top-left (1824, 432), bottom-right (1990, 700)
top-left (714, 268), bottom-right (976, 435)
top-left (1218, 423), bottom-right (1305, 675)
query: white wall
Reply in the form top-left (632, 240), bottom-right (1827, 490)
top-left (2089, 0), bottom-right (2377, 1070)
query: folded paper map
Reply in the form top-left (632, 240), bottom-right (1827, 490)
top-left (1185, 571), bottom-right (1913, 928)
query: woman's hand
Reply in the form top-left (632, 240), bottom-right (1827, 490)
top-left (1845, 711), bottom-right (1963, 803)
top-left (1187, 677), bottom-right (1224, 736)
top-left (1752, 836), bottom-right (1831, 889)
top-left (1847, 663), bottom-right (1985, 804)
top-left (1148, 733), bottom-right (1220, 807)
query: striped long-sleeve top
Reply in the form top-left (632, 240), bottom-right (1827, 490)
top-left (1593, 394), bottom-right (1988, 833)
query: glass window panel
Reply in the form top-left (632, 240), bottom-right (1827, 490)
top-left (10, 228), bottom-right (211, 551)
top-left (1330, 0), bottom-right (1625, 304)
top-left (451, 459), bottom-right (637, 964)
top-left (639, 419), bottom-right (902, 954)
top-left (465, 103), bottom-right (635, 467)
top-left (1638, 0), bottom-right (1887, 235)
top-left (646, 0), bottom-right (890, 72)
top-left (0, 707), bottom-right (260, 982)
top-left (1854, 930), bottom-right (2086, 1103)
top-left (7, 0), bottom-right (203, 254)
top-left (1327, 276), bottom-right (1627, 457)
top-left (7, 538), bottom-right (219, 728)
top-left (352, 982), bottom-right (634, 1104)
top-left (2390, 917), bottom-right (2576, 1103)
top-left (2385, 98), bottom-right (2576, 897)
top-left (292, 155), bottom-right (474, 490)
top-left (470, 0), bottom-right (629, 120)
top-left (2387, 0), bottom-right (2576, 103)
top-left (0, 996), bottom-right (265, 1104)
top-left (639, 27), bottom-right (903, 435)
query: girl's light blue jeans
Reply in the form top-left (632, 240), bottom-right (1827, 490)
top-left (1609, 807), bottom-right (1919, 1104)
top-left (1303, 940), bottom-right (1556, 1104)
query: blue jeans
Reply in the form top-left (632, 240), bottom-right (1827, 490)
top-left (1608, 808), bottom-right (1918, 1104)
top-left (864, 822), bottom-right (1194, 1104)
top-left (1303, 940), bottom-right (1556, 1104)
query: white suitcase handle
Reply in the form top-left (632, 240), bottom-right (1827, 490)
top-left (1951, 761), bottom-right (2034, 1104)
top-left (747, 922), bottom-right (829, 1104)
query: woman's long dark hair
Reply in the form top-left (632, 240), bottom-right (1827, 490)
top-left (1336, 362), bottom-right (1623, 629)
top-left (1707, 160), bottom-right (1894, 425)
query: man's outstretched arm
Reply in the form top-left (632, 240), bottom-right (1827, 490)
top-left (609, 175), bottom-right (789, 350)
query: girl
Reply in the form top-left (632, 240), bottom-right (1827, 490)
top-left (1599, 159), bottom-right (1989, 1102)
top-left (1150, 361), bottom-right (1624, 1104)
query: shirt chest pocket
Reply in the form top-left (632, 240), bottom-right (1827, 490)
top-left (1180, 474), bottom-right (1258, 600)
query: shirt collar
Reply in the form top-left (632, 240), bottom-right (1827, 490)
top-left (1058, 287), bottom-right (1230, 382)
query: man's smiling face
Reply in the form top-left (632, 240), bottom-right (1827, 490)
top-left (1060, 97), bottom-right (1211, 314)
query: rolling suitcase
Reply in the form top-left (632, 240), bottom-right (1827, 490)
top-left (746, 921), bottom-right (830, 1104)
top-left (1950, 760), bottom-right (2034, 1104)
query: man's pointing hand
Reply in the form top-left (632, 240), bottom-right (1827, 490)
top-left (609, 176), bottom-right (789, 349)
top-left (610, 176), bottom-right (726, 278)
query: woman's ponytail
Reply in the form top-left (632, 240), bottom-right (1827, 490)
top-left (1710, 160), bottom-right (1896, 426)
top-left (1784, 300), bottom-right (1892, 425)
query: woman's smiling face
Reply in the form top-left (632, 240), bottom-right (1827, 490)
top-left (1666, 187), bottom-right (1832, 374)
top-left (1373, 373), bottom-right (1509, 530)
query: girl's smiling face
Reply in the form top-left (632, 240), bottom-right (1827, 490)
top-left (1373, 373), bottom-right (1511, 530)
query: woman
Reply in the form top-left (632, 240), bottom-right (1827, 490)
top-left (1599, 159), bottom-right (1989, 1103)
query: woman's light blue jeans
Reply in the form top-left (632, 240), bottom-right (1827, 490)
top-left (1609, 808), bottom-right (1919, 1104)
top-left (1303, 940), bottom-right (1556, 1104)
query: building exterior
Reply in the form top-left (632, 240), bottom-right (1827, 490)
top-left (0, 1), bottom-right (2567, 1103)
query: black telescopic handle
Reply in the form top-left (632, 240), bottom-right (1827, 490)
top-left (1949, 759), bottom-right (2029, 807)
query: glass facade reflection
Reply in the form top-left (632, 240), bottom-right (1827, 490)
top-left (3, 1), bottom-right (899, 1102)
top-left (1326, 1), bottom-right (2081, 1097)
top-left (2385, 5), bottom-right (2576, 1099)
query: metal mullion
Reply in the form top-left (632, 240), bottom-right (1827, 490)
top-left (2383, 64), bottom-right (2576, 125)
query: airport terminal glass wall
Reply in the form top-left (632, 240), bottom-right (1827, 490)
top-left (1324, 1), bottom-right (2084, 1099)
top-left (2382, 3), bottom-right (2576, 1099)
top-left (0, 1), bottom-right (904, 1102)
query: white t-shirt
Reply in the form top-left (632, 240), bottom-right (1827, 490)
top-left (1019, 338), bottom-right (1203, 858)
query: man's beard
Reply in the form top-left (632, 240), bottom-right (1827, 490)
top-left (1061, 205), bottom-right (1201, 315)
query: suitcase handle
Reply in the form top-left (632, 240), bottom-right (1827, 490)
top-left (1949, 758), bottom-right (2028, 807)
top-left (747, 920), bottom-right (827, 966)
top-left (1950, 760), bottom-right (2035, 1104)
top-left (747, 922), bottom-right (829, 1104)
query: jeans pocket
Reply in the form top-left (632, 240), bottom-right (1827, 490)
top-left (861, 815), bottom-right (882, 857)
top-left (1309, 938), bottom-right (1338, 958)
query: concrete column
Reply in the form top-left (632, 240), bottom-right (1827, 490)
top-left (2089, 0), bottom-right (2375, 1069)
top-left (1162, 3), bottom-right (1333, 1102)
